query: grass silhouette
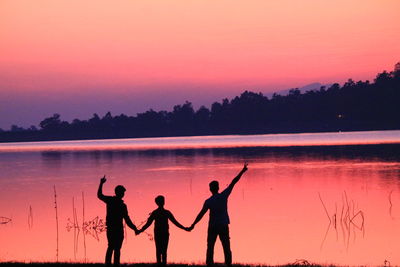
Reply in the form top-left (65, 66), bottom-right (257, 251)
top-left (0, 263), bottom-right (332, 267)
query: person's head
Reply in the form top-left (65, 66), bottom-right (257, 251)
top-left (115, 185), bottom-right (126, 199)
top-left (155, 195), bottom-right (165, 207)
top-left (209, 180), bottom-right (219, 194)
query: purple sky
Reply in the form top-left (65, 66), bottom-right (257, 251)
top-left (1, 0), bottom-right (399, 130)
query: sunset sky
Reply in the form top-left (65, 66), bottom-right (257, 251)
top-left (1, 0), bottom-right (399, 129)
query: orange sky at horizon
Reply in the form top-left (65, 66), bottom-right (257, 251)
top-left (0, 0), bottom-right (400, 128)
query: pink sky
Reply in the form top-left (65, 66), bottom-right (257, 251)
top-left (1, 0), bottom-right (400, 129)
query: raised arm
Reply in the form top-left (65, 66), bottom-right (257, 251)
top-left (138, 213), bottom-right (155, 233)
top-left (97, 175), bottom-right (107, 202)
top-left (168, 211), bottom-right (187, 230)
top-left (226, 163), bottom-right (248, 192)
top-left (190, 203), bottom-right (208, 230)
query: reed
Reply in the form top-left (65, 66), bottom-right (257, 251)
top-left (28, 205), bottom-right (33, 229)
top-left (318, 191), bottom-right (365, 251)
top-left (318, 193), bottom-right (331, 223)
top-left (0, 262), bottom-right (331, 267)
top-left (53, 185), bottom-right (59, 262)
top-left (72, 197), bottom-right (80, 260)
top-left (0, 216), bottom-right (12, 225)
top-left (82, 191), bottom-right (87, 262)
top-left (388, 190), bottom-right (393, 207)
top-left (291, 259), bottom-right (311, 266)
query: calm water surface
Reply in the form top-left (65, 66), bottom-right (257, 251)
top-left (1, 131), bottom-right (400, 265)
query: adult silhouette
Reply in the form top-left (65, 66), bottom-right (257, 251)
top-left (189, 163), bottom-right (248, 266)
top-left (138, 195), bottom-right (190, 266)
top-left (97, 176), bottom-right (139, 266)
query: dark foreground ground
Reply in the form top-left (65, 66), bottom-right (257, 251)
top-left (0, 263), bottom-right (334, 267)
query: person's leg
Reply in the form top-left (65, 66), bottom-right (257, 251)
top-left (105, 247), bottom-right (113, 266)
top-left (162, 233), bottom-right (169, 265)
top-left (219, 225), bottom-right (232, 266)
top-left (114, 249), bottom-right (121, 266)
top-left (113, 230), bottom-right (124, 266)
top-left (155, 234), bottom-right (162, 265)
top-left (106, 230), bottom-right (114, 265)
top-left (206, 226), bottom-right (218, 266)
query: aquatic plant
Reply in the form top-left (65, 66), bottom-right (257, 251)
top-left (53, 185), bottom-right (59, 262)
top-left (0, 216), bottom-right (12, 225)
top-left (318, 191), bottom-right (365, 250)
top-left (28, 205), bottom-right (33, 229)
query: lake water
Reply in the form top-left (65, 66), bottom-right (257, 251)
top-left (0, 130), bottom-right (400, 266)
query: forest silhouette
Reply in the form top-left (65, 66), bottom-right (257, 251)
top-left (1, 64), bottom-right (399, 142)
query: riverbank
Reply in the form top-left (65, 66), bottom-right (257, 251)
top-left (0, 263), bottom-right (332, 267)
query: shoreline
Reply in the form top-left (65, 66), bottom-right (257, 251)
top-left (0, 263), bottom-right (339, 267)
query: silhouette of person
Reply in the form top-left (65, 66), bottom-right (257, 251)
top-left (189, 163), bottom-right (248, 266)
top-left (138, 195), bottom-right (190, 266)
top-left (97, 176), bottom-right (139, 266)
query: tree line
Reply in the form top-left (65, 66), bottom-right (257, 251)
top-left (1, 63), bottom-right (399, 142)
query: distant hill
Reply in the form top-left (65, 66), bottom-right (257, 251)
top-left (267, 82), bottom-right (332, 97)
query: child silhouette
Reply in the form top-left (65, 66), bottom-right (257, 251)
top-left (138, 195), bottom-right (190, 266)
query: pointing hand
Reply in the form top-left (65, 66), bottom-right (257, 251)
top-left (100, 175), bottom-right (107, 184)
top-left (242, 163), bottom-right (248, 172)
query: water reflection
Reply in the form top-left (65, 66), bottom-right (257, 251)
top-left (38, 144), bottom-right (400, 164)
top-left (0, 144), bottom-right (400, 265)
top-left (318, 191), bottom-right (365, 251)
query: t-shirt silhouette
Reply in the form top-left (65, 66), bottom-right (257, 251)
top-left (100, 196), bottom-right (128, 230)
top-left (204, 186), bottom-right (233, 227)
top-left (148, 208), bottom-right (174, 234)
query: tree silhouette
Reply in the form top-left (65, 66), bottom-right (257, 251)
top-left (40, 114), bottom-right (62, 131)
top-left (1, 64), bottom-right (399, 142)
